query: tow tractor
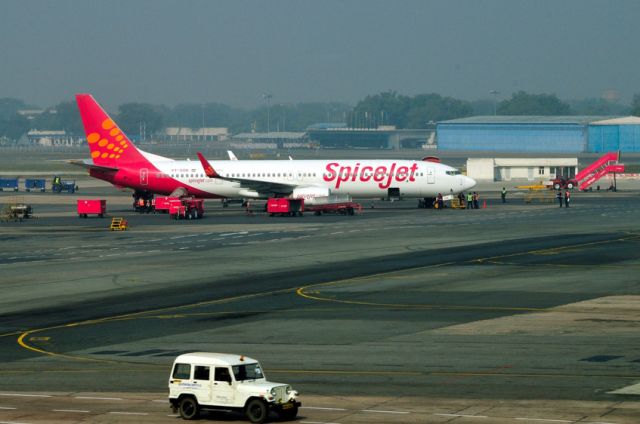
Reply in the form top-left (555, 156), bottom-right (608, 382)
top-left (169, 197), bottom-right (205, 220)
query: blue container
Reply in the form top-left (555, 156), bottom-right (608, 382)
top-left (25, 178), bottom-right (46, 192)
top-left (0, 178), bottom-right (19, 191)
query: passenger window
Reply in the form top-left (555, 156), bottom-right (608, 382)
top-left (194, 366), bottom-right (210, 381)
top-left (215, 367), bottom-right (232, 383)
top-left (172, 363), bottom-right (191, 379)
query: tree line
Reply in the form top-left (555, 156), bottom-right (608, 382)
top-left (1, 92), bottom-right (639, 143)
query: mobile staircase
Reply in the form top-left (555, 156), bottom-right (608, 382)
top-left (575, 152), bottom-right (625, 191)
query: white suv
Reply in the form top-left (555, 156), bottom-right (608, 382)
top-left (169, 352), bottom-right (301, 423)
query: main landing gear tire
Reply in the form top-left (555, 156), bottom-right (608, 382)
top-left (245, 399), bottom-right (268, 424)
top-left (179, 396), bottom-right (200, 420)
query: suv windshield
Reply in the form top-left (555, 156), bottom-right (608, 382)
top-left (232, 362), bottom-right (264, 381)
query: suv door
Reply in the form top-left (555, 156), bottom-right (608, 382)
top-left (192, 365), bottom-right (213, 404)
top-left (212, 367), bottom-right (235, 406)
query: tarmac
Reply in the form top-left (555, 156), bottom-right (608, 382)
top-left (1, 169), bottom-right (639, 423)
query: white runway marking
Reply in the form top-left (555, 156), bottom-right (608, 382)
top-left (108, 411), bottom-right (148, 415)
top-left (362, 409), bottom-right (410, 414)
top-left (515, 419), bottom-right (572, 423)
top-left (302, 406), bottom-right (347, 411)
top-left (52, 409), bottom-right (89, 413)
top-left (0, 393), bottom-right (51, 398)
top-left (74, 396), bottom-right (122, 401)
top-left (300, 422), bottom-right (341, 424)
top-left (435, 413), bottom-right (487, 418)
top-left (0, 407), bottom-right (17, 410)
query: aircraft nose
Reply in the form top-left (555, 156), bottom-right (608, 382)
top-left (463, 176), bottom-right (476, 190)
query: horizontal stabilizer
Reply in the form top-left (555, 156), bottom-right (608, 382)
top-left (67, 159), bottom-right (119, 172)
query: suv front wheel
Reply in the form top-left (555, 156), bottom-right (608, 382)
top-left (280, 405), bottom-right (298, 421)
top-left (246, 398), bottom-right (268, 423)
top-left (179, 396), bottom-right (200, 420)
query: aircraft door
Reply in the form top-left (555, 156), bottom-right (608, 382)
top-left (427, 167), bottom-right (435, 184)
top-left (140, 168), bottom-right (149, 186)
top-left (212, 367), bottom-right (235, 405)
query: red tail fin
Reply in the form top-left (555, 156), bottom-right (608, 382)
top-left (75, 94), bottom-right (144, 167)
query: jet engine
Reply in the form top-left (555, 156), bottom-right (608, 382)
top-left (291, 186), bottom-right (331, 201)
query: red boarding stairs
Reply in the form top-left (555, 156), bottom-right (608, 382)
top-left (575, 152), bottom-right (625, 191)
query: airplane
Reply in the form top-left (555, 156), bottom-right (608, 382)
top-left (75, 94), bottom-right (476, 203)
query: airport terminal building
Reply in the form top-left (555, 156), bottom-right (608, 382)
top-left (437, 116), bottom-right (640, 153)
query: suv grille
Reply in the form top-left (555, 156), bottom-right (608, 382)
top-left (274, 386), bottom-right (287, 403)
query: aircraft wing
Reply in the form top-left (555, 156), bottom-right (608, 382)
top-left (197, 152), bottom-right (297, 195)
top-left (67, 159), bottom-right (119, 172)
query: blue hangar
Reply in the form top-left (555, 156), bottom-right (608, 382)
top-left (437, 116), bottom-right (640, 153)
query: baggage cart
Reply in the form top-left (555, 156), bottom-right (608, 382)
top-left (25, 178), bottom-right (46, 192)
top-left (0, 178), bottom-right (19, 192)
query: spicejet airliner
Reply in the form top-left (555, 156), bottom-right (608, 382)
top-left (75, 94), bottom-right (475, 202)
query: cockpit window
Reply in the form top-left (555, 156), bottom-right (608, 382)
top-left (232, 363), bottom-right (264, 381)
top-left (446, 170), bottom-right (461, 176)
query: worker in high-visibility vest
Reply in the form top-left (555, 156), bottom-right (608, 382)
top-left (466, 192), bottom-right (473, 209)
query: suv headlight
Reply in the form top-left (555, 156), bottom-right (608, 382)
top-left (270, 388), bottom-right (276, 397)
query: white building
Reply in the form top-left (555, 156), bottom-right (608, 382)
top-left (164, 127), bottom-right (229, 142)
top-left (467, 158), bottom-right (578, 181)
top-left (27, 130), bottom-right (83, 146)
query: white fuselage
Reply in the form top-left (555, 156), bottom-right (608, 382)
top-left (147, 155), bottom-right (476, 199)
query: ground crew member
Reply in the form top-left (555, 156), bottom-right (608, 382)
top-left (556, 190), bottom-right (563, 207)
top-left (501, 187), bottom-right (507, 203)
top-left (437, 193), bottom-right (444, 210)
top-left (564, 190), bottom-right (571, 208)
top-left (467, 192), bottom-right (473, 209)
top-left (473, 192), bottom-right (479, 209)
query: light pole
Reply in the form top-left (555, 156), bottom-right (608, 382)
top-left (263, 93), bottom-right (273, 133)
top-left (490, 90), bottom-right (499, 115)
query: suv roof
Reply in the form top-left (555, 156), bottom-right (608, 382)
top-left (174, 352), bottom-right (257, 367)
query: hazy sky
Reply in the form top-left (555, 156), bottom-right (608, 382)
top-left (1, 0), bottom-right (638, 109)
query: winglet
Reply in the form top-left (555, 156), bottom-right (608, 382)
top-left (197, 152), bottom-right (219, 178)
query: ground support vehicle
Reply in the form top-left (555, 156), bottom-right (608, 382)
top-left (169, 198), bottom-right (205, 220)
top-left (169, 352), bottom-right (300, 423)
top-left (450, 198), bottom-right (466, 209)
top-left (25, 178), bottom-right (46, 192)
top-left (153, 196), bottom-right (176, 213)
top-left (109, 217), bottom-right (128, 230)
top-left (2, 204), bottom-right (32, 221)
top-left (306, 201), bottom-right (362, 215)
top-left (52, 177), bottom-right (76, 193)
top-left (267, 198), bottom-right (304, 216)
top-left (0, 178), bottom-right (19, 192)
top-left (550, 175), bottom-right (578, 190)
top-left (77, 199), bottom-right (106, 218)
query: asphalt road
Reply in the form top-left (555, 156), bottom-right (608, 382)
top-left (1, 183), bottom-right (639, 423)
